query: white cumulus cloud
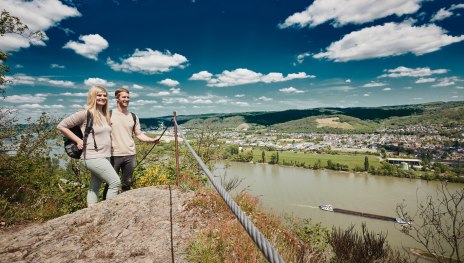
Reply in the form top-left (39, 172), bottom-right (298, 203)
top-left (313, 22), bottom-right (464, 62)
top-left (107, 49), bottom-right (188, 74)
top-left (257, 96), bottom-right (273, 102)
top-left (63, 34), bottom-right (109, 60)
top-left (380, 66), bottom-right (448, 78)
top-left (232, 101), bottom-right (249, 107)
top-left (5, 74), bottom-right (36, 85)
top-left (37, 77), bottom-right (74, 87)
top-left (84, 77), bottom-right (115, 87)
top-left (147, 91), bottom-right (171, 97)
top-left (0, 0), bottom-right (80, 51)
top-left (296, 52), bottom-right (311, 64)
top-left (4, 94), bottom-right (47, 103)
top-left (162, 98), bottom-right (190, 104)
top-left (431, 4), bottom-right (464, 22)
top-left (132, 84), bottom-right (144, 89)
top-left (189, 71), bottom-right (213, 81)
top-left (159, 78), bottom-right (180, 87)
top-left (60, 92), bottom-right (88, 97)
top-left (362, 81), bottom-right (387, 88)
top-left (50, 64), bottom-right (65, 69)
top-left (431, 8), bottom-right (453, 22)
top-left (170, 88), bottom-right (181, 94)
top-left (279, 87), bottom-right (305, 93)
top-left (415, 78), bottom-right (436, 84)
top-left (432, 77), bottom-right (460, 87)
top-left (189, 68), bottom-right (314, 87)
top-left (18, 104), bottom-right (64, 109)
top-left (132, 100), bottom-right (158, 106)
top-left (279, 0), bottom-right (421, 28)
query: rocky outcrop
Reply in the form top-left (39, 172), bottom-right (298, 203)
top-left (0, 186), bottom-right (204, 263)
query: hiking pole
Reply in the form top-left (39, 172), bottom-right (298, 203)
top-left (134, 123), bottom-right (171, 169)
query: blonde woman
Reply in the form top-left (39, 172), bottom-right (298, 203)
top-left (58, 86), bottom-right (121, 206)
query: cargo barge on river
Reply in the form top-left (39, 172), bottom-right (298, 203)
top-left (319, 204), bottom-right (410, 225)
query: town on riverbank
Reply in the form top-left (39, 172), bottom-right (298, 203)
top-left (141, 101), bottom-right (464, 184)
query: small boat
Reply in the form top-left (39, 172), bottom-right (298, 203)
top-left (395, 217), bottom-right (411, 225)
top-left (319, 204), bottom-right (334, 212)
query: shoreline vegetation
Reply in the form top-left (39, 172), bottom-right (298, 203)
top-left (220, 146), bottom-right (464, 184)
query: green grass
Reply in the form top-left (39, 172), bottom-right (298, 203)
top-left (252, 150), bottom-right (381, 170)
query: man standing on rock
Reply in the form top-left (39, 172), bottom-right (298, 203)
top-left (106, 88), bottom-right (159, 194)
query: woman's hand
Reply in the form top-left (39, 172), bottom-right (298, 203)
top-left (77, 139), bottom-right (84, 150)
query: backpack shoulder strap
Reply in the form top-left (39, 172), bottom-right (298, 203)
top-left (83, 110), bottom-right (98, 153)
top-left (131, 112), bottom-right (137, 135)
top-left (84, 110), bottom-right (93, 135)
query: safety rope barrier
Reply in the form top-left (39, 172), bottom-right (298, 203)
top-left (134, 123), bottom-right (170, 169)
top-left (173, 118), bottom-right (285, 263)
top-left (169, 184), bottom-right (175, 263)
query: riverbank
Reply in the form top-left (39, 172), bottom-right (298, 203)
top-left (227, 149), bottom-right (463, 183)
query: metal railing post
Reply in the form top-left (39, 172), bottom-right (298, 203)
top-left (173, 111), bottom-right (180, 186)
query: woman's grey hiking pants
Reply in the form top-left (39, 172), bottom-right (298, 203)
top-left (84, 157), bottom-right (121, 206)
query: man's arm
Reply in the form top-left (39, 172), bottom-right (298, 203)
top-left (135, 131), bottom-right (160, 143)
top-left (133, 115), bottom-right (159, 143)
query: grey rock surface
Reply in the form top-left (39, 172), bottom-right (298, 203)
top-left (0, 186), bottom-right (205, 263)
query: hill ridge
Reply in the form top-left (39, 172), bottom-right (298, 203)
top-left (139, 101), bottom-right (464, 132)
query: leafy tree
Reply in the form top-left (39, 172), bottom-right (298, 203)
top-left (0, 10), bottom-right (44, 94)
top-left (232, 151), bottom-right (253, 162)
top-left (364, 156), bottom-right (369, 171)
top-left (326, 160), bottom-right (334, 169)
top-left (380, 148), bottom-right (386, 158)
top-left (0, 10), bottom-right (79, 225)
top-left (269, 152), bottom-right (278, 164)
top-left (0, 113), bottom-right (87, 224)
top-left (222, 144), bottom-right (239, 159)
top-left (173, 125), bottom-right (223, 189)
top-left (433, 162), bottom-right (450, 173)
top-left (229, 145), bottom-right (239, 155)
top-left (397, 182), bottom-right (464, 263)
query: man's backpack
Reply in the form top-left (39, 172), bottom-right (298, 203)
top-left (110, 110), bottom-right (137, 135)
top-left (64, 111), bottom-right (96, 159)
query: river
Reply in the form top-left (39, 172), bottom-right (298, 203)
top-left (214, 161), bottom-right (463, 255)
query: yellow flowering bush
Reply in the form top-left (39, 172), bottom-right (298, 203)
top-left (134, 164), bottom-right (173, 187)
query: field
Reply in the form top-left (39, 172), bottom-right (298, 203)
top-left (251, 150), bottom-right (381, 170)
top-left (316, 117), bottom-right (354, 129)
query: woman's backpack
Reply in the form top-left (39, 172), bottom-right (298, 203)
top-left (64, 111), bottom-right (95, 159)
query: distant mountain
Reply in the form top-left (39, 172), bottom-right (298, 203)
top-left (139, 101), bottom-right (464, 132)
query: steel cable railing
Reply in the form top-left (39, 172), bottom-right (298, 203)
top-left (174, 119), bottom-right (285, 263)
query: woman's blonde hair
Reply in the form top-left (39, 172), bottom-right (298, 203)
top-left (85, 86), bottom-right (111, 126)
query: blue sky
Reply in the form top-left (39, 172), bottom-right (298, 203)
top-left (1, 0), bottom-right (464, 121)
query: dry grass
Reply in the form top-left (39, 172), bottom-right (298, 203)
top-left (186, 189), bottom-right (330, 262)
